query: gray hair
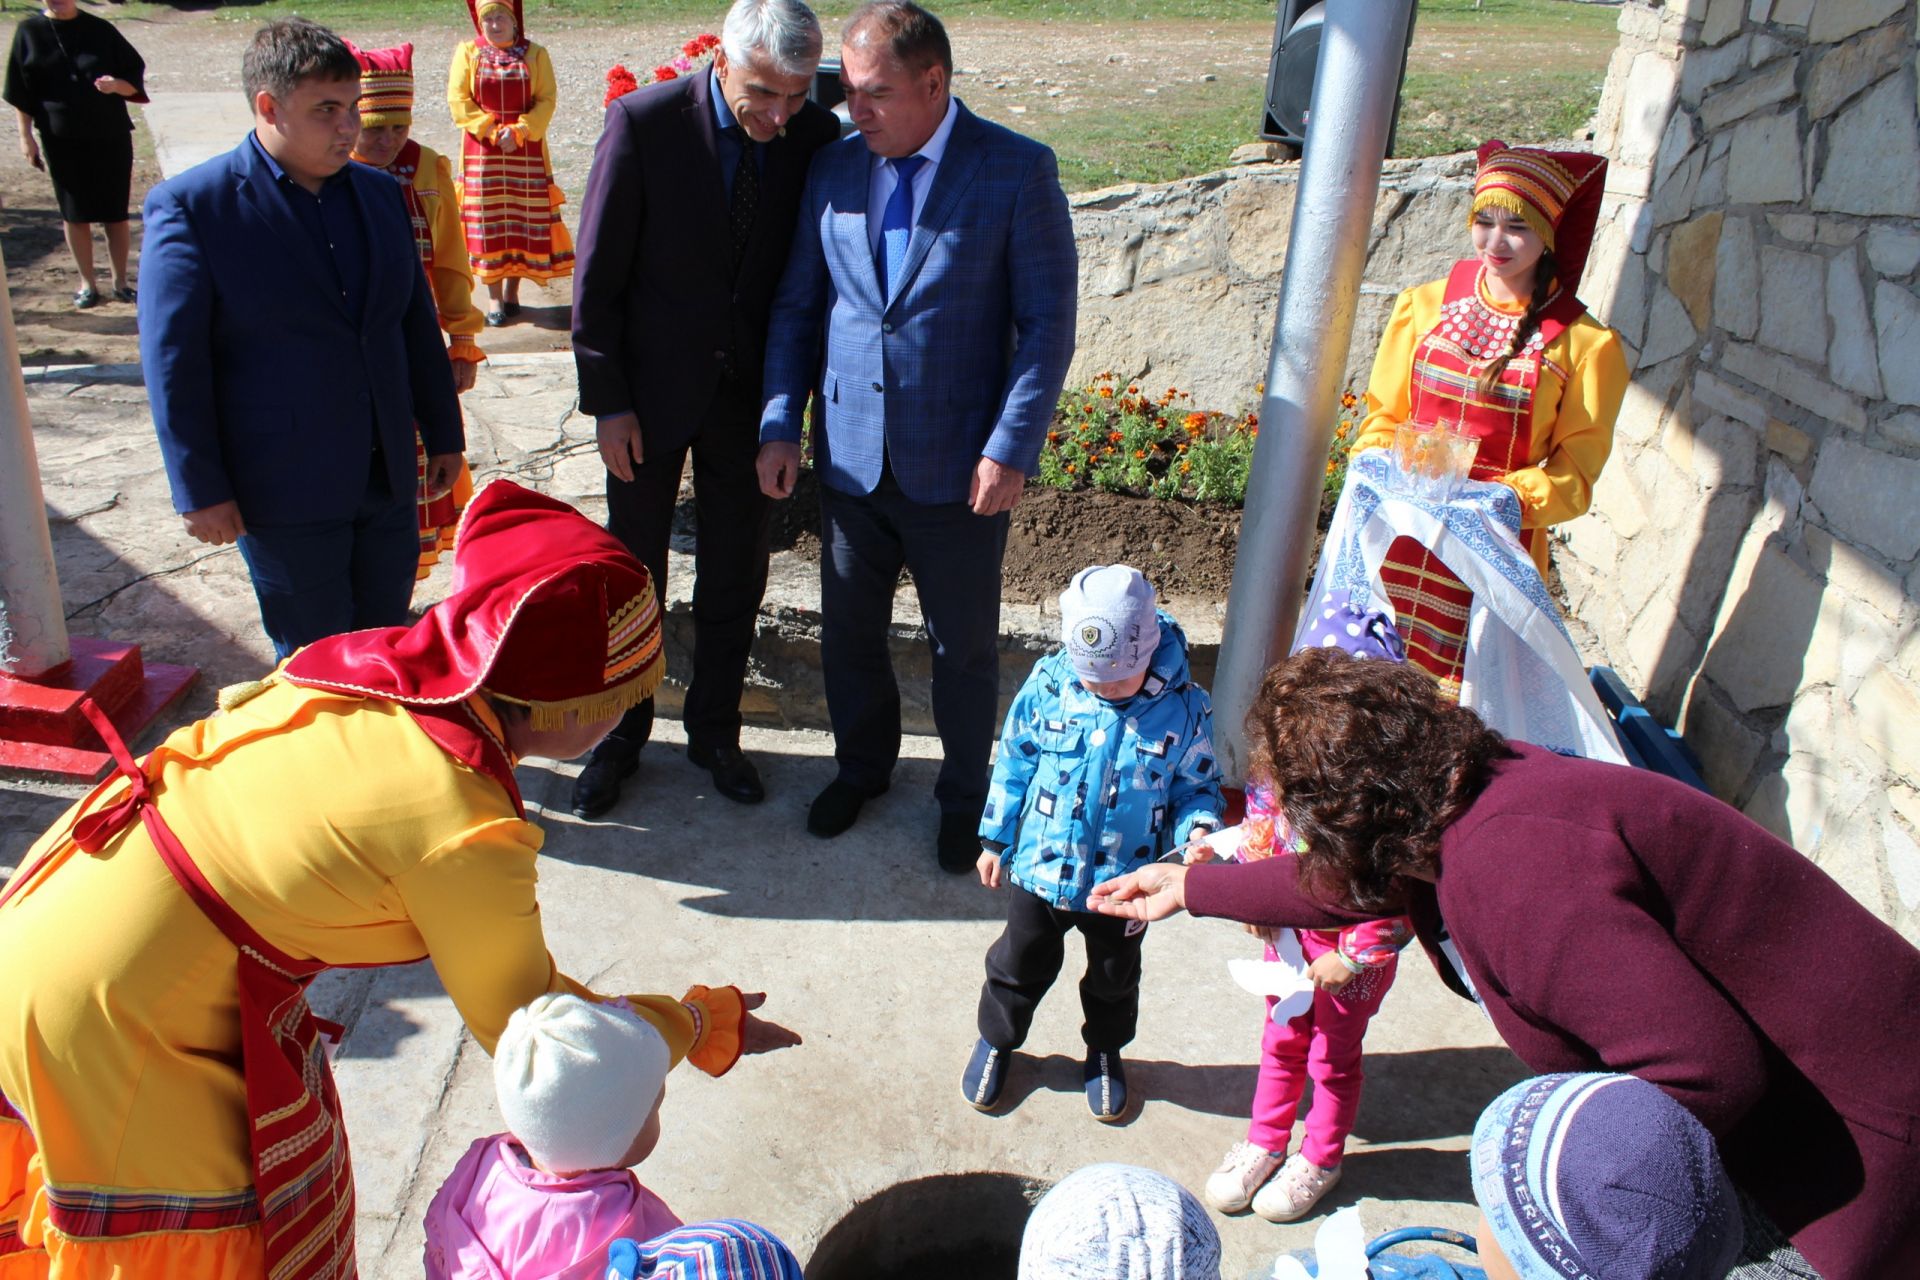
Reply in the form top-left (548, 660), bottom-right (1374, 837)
top-left (722, 0), bottom-right (824, 78)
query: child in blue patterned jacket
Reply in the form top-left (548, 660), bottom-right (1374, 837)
top-left (963, 564), bottom-right (1223, 1122)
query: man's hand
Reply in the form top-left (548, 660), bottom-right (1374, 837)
top-left (756, 441), bottom-right (802, 499)
top-left (182, 500), bottom-right (245, 546)
top-left (738, 990), bottom-right (802, 1055)
top-left (1086, 862), bottom-right (1189, 922)
top-left (1307, 951), bottom-right (1358, 993)
top-left (424, 452), bottom-right (464, 502)
top-left (968, 455), bottom-right (1025, 516)
top-left (450, 358), bottom-right (478, 394)
top-left (976, 850), bottom-right (1003, 889)
top-left (596, 412), bottom-right (644, 483)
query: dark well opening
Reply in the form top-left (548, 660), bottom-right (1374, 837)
top-left (805, 1172), bottom-right (1049, 1280)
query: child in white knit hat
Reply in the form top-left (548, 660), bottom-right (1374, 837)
top-left (424, 992), bottom-right (684, 1280)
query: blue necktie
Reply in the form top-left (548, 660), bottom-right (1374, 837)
top-left (877, 154), bottom-right (927, 299)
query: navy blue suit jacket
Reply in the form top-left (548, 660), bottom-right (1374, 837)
top-left (759, 100), bottom-right (1078, 505)
top-left (138, 134), bottom-right (461, 525)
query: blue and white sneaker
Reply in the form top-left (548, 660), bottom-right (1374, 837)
top-left (962, 1037), bottom-right (1008, 1111)
top-left (1084, 1048), bottom-right (1128, 1122)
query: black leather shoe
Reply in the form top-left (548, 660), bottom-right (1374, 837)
top-left (807, 778), bottom-right (887, 837)
top-left (688, 743), bottom-right (764, 804)
top-left (937, 811), bottom-right (981, 874)
top-left (571, 746), bottom-right (638, 818)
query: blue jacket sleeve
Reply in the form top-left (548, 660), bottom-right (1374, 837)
top-left (1169, 689), bottom-right (1224, 846)
top-left (979, 677), bottom-right (1042, 851)
top-left (137, 184), bottom-right (228, 515)
top-left (981, 146), bottom-right (1077, 474)
top-left (759, 167), bottom-right (830, 446)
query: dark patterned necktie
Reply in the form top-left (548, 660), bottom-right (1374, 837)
top-left (727, 125), bottom-right (759, 275)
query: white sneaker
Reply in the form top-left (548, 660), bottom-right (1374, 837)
top-left (1203, 1140), bottom-right (1287, 1213)
top-left (1251, 1152), bottom-right (1343, 1222)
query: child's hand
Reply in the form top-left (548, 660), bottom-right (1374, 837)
top-left (739, 991), bottom-right (802, 1055)
top-left (976, 850), bottom-right (1003, 889)
top-left (1307, 951), bottom-right (1357, 992)
top-left (1183, 834), bottom-right (1218, 864)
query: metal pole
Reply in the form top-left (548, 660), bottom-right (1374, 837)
top-left (0, 240), bottom-right (72, 678)
top-left (1214, 0), bottom-right (1416, 780)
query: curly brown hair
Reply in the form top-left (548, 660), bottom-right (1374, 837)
top-left (1245, 648), bottom-right (1513, 911)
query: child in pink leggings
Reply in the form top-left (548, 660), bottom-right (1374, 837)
top-left (1204, 591), bottom-right (1412, 1223)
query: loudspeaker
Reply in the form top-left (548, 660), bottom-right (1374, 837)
top-left (1260, 1), bottom-right (1419, 155)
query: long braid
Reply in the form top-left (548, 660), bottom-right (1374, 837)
top-left (1474, 248), bottom-right (1557, 396)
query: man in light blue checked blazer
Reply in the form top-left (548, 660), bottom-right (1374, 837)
top-left (757, 0), bottom-right (1077, 872)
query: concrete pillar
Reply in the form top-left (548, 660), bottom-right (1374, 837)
top-left (1213, 0), bottom-right (1417, 780)
top-left (0, 241), bottom-right (70, 678)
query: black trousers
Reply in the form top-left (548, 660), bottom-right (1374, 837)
top-left (601, 377), bottom-right (769, 755)
top-left (977, 884), bottom-right (1147, 1053)
top-left (818, 469), bottom-right (1009, 816)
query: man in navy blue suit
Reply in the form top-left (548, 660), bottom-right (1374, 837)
top-left (139, 19), bottom-right (462, 661)
top-left (758, 0), bottom-right (1077, 872)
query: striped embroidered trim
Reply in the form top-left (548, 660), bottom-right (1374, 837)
top-left (43, 1183), bottom-right (261, 1240)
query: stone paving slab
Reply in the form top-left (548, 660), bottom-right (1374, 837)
top-left (5, 360), bottom-right (1519, 1278)
top-left (142, 93), bottom-right (253, 180)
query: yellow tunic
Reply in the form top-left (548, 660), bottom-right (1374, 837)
top-left (414, 141), bottom-right (486, 352)
top-left (446, 42), bottom-right (557, 148)
top-left (0, 679), bottom-right (727, 1278)
top-left (1353, 276), bottom-right (1630, 575)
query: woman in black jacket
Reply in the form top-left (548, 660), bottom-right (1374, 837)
top-left (5, 0), bottom-right (147, 307)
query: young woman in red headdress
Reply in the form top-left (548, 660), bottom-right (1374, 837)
top-left (1349, 141), bottom-right (1629, 699)
top-left (0, 482), bottom-right (794, 1280)
top-left (351, 40), bottom-right (483, 579)
top-left (447, 0), bottom-right (572, 325)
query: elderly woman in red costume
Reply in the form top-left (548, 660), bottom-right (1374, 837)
top-left (0, 481), bottom-right (791, 1279)
top-left (1350, 141), bottom-right (1628, 698)
top-left (446, 0), bottom-right (572, 326)
top-left (350, 40), bottom-right (483, 578)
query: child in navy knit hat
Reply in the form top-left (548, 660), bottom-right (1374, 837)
top-left (1470, 1073), bottom-right (1742, 1280)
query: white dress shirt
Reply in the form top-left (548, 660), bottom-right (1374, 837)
top-left (865, 95), bottom-right (962, 254)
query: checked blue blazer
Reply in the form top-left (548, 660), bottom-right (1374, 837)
top-left (759, 100), bottom-right (1078, 505)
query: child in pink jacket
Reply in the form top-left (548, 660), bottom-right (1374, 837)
top-left (425, 993), bottom-right (683, 1280)
top-left (1202, 592), bottom-right (1413, 1224)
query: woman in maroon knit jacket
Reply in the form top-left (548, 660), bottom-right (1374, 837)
top-left (1091, 649), bottom-right (1920, 1280)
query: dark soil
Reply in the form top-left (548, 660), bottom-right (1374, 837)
top-left (767, 469), bottom-right (1249, 606)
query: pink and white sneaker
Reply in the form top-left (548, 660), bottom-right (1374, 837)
top-left (1251, 1152), bottom-right (1343, 1222)
top-left (1203, 1140), bottom-right (1287, 1213)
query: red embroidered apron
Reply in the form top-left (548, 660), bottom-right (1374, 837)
top-left (458, 44), bottom-right (570, 281)
top-left (0, 696), bottom-right (519, 1279)
top-left (1379, 261), bottom-right (1582, 699)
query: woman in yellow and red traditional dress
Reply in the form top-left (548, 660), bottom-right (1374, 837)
top-left (0, 481), bottom-right (795, 1279)
top-left (351, 40), bottom-right (482, 578)
top-left (447, 0), bottom-right (572, 327)
top-left (1350, 141), bottom-right (1629, 699)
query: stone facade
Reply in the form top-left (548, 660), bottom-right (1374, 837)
top-left (1567, 0), bottom-right (1920, 941)
top-left (1067, 151), bottom-right (1479, 409)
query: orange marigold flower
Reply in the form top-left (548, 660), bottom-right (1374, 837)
top-left (1177, 442), bottom-right (1188, 452)
top-left (1341, 391), bottom-right (1358, 409)
top-left (1108, 430), bottom-right (1124, 443)
top-left (1047, 431), bottom-right (1061, 444)
top-left (1183, 412), bottom-right (1206, 431)
top-left (1133, 449), bottom-right (1147, 459)
top-left (1180, 460), bottom-right (1192, 474)
top-left (1099, 387), bottom-right (1114, 398)
top-left (1064, 464), bottom-right (1075, 474)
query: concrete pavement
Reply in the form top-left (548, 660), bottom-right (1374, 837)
top-left (3, 359), bottom-right (1522, 1278)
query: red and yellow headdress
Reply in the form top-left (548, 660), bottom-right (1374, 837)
top-left (1469, 140), bottom-right (1608, 290)
top-left (347, 41), bottom-right (415, 127)
top-left (283, 480), bottom-right (664, 733)
top-left (465, 0), bottom-right (525, 41)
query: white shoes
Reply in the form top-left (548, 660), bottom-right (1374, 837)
top-left (1203, 1140), bottom-right (1287, 1214)
top-left (1251, 1152), bottom-right (1343, 1222)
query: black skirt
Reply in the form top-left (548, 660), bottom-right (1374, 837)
top-left (40, 129), bottom-right (132, 223)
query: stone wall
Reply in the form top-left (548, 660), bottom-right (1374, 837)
top-left (1566, 0), bottom-right (1920, 940)
top-left (1067, 151), bottom-right (1479, 410)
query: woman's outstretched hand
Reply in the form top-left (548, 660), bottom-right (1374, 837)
top-left (1087, 862), bottom-right (1191, 922)
top-left (738, 991), bottom-right (802, 1055)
